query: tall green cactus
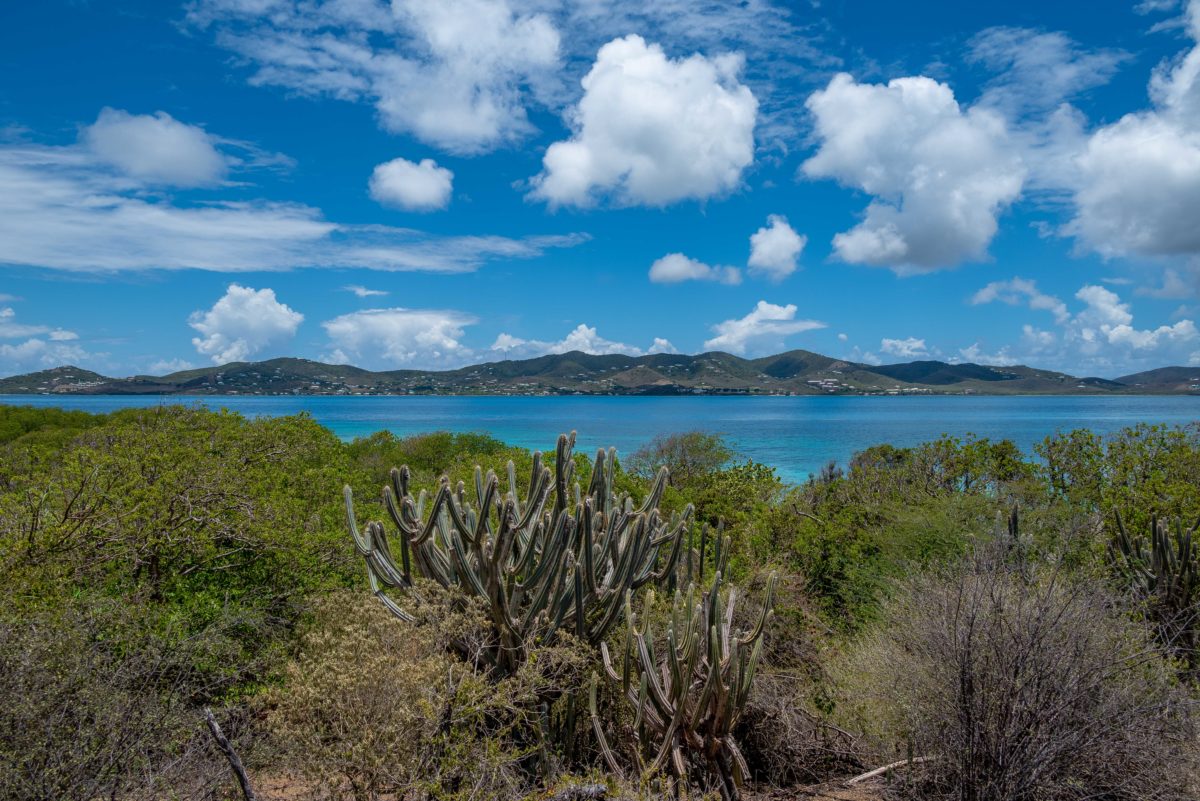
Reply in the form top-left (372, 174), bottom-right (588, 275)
top-left (1109, 512), bottom-right (1199, 672)
top-left (343, 431), bottom-right (693, 676)
top-left (589, 550), bottom-right (776, 801)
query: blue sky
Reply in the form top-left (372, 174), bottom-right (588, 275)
top-left (2, 0), bottom-right (1200, 378)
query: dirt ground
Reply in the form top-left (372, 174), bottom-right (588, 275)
top-left (747, 781), bottom-right (887, 801)
top-left (245, 775), bottom-right (890, 801)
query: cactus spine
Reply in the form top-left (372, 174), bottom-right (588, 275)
top-left (590, 534), bottom-right (776, 801)
top-left (343, 431), bottom-right (692, 676)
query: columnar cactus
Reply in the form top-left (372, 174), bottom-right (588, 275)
top-left (589, 548), bottom-right (776, 801)
top-left (1109, 512), bottom-right (1199, 671)
top-left (343, 431), bottom-right (693, 676)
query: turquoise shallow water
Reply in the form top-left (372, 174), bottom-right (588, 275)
top-left (2, 394), bottom-right (1197, 483)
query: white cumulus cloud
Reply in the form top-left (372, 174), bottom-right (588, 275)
top-left (323, 307), bottom-right (477, 368)
top-left (802, 73), bottom-right (1024, 273)
top-left (82, 108), bottom-right (229, 187)
top-left (648, 337), bottom-right (678, 354)
top-left (531, 34), bottom-right (757, 207)
top-left (1072, 284), bottom-right (1197, 352)
top-left (971, 277), bottom-right (1070, 324)
top-left (648, 253), bottom-right (741, 285)
top-left (0, 339), bottom-right (92, 375)
top-left (958, 342), bottom-right (1014, 365)
top-left (1065, 0), bottom-right (1200, 258)
top-left (703, 301), bottom-right (826, 355)
top-left (0, 307), bottom-right (86, 375)
top-left (148, 358), bottom-right (196, 374)
top-left (369, 157), bottom-right (453, 211)
top-left (880, 337), bottom-right (930, 358)
top-left (960, 281), bottom-right (1200, 374)
top-left (190, 284), bottom-right (304, 364)
top-left (490, 324), bottom-right (653, 358)
top-left (748, 214), bottom-right (805, 281)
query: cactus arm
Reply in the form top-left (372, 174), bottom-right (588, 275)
top-left (634, 632), bottom-right (674, 718)
top-left (589, 673), bottom-right (624, 776)
top-left (383, 484), bottom-right (419, 540)
top-left (344, 485), bottom-right (371, 555)
top-left (739, 574), bottom-right (777, 646)
top-left (636, 466), bottom-right (671, 515)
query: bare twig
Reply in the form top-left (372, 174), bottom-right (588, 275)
top-left (546, 784), bottom-right (609, 801)
top-left (846, 756), bottom-right (937, 785)
top-left (203, 707), bottom-right (257, 801)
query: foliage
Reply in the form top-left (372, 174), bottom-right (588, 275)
top-left (0, 405), bottom-right (361, 699)
top-left (346, 429), bottom-right (519, 488)
top-left (3, 408), bottom-right (1200, 798)
top-left (0, 404), bottom-right (104, 447)
top-left (1038, 423), bottom-right (1200, 530)
top-left (627, 431), bottom-right (733, 488)
top-left (628, 431), bottom-right (784, 580)
top-left (762, 437), bottom-right (1011, 627)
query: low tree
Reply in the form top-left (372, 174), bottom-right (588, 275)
top-left (627, 431), bottom-right (733, 489)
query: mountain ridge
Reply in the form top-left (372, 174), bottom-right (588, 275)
top-left (0, 351), bottom-right (1197, 396)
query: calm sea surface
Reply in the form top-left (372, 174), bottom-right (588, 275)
top-left (3, 394), bottom-right (1197, 483)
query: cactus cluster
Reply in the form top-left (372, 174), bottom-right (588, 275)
top-left (343, 431), bottom-right (693, 676)
top-left (590, 531), bottom-right (775, 801)
top-left (1109, 512), bottom-right (1199, 671)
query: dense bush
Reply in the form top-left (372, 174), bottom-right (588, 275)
top-left (0, 596), bottom-right (234, 801)
top-left (266, 590), bottom-right (581, 801)
top-left (1, 407), bottom-right (1198, 799)
top-left (838, 548), bottom-right (1199, 801)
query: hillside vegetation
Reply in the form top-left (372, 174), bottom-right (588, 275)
top-left (0, 405), bottom-right (1197, 800)
top-left (1, 349), bottom-right (1196, 396)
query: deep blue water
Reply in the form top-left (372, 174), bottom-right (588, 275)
top-left (2, 394), bottom-right (1197, 483)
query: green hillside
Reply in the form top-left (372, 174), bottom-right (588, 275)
top-left (2, 351), bottom-right (1197, 396)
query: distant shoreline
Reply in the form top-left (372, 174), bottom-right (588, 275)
top-left (3, 388), bottom-right (1199, 398)
top-left (3, 351), bottom-right (1199, 397)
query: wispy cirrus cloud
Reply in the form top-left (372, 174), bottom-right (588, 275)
top-left (343, 285), bottom-right (389, 298)
top-left (880, 337), bottom-right (929, 358)
top-left (187, 0), bottom-right (833, 155)
top-left (971, 277), bottom-right (1070, 324)
top-left (0, 115), bottom-right (586, 274)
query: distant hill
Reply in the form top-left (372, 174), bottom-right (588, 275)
top-left (0, 366), bottom-right (112, 394)
top-left (1115, 366), bottom-right (1200, 392)
top-left (1, 351), bottom-right (1197, 396)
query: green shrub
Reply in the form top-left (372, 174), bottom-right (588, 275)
top-left (0, 595), bottom-right (234, 801)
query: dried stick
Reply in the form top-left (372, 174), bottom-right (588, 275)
top-left (203, 707), bottom-right (257, 801)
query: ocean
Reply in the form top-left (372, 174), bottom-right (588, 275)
top-left (3, 394), bottom-right (1197, 483)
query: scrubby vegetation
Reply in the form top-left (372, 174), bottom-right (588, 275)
top-left (0, 404), bottom-right (1197, 800)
